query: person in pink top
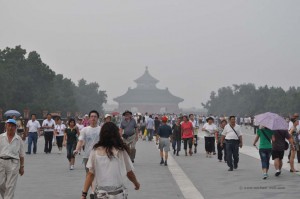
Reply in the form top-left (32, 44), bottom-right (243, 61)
top-left (181, 115), bottom-right (194, 156)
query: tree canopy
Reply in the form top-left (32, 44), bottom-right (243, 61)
top-left (202, 83), bottom-right (300, 117)
top-left (0, 46), bottom-right (107, 118)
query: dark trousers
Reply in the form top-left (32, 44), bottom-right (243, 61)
top-left (147, 129), bottom-right (154, 141)
top-left (205, 137), bottom-right (215, 153)
top-left (217, 142), bottom-right (227, 161)
top-left (44, 131), bottom-right (54, 153)
top-left (183, 138), bottom-right (193, 150)
top-left (172, 140), bottom-right (181, 152)
top-left (67, 142), bottom-right (77, 161)
top-left (194, 135), bottom-right (198, 147)
top-left (56, 136), bottom-right (64, 148)
top-left (28, 132), bottom-right (38, 154)
top-left (254, 126), bottom-right (258, 134)
top-left (226, 140), bottom-right (239, 169)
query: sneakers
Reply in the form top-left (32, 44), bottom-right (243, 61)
top-left (58, 151), bottom-right (62, 154)
top-left (70, 165), bottom-right (74, 170)
top-left (164, 161), bottom-right (168, 166)
top-left (228, 167), bottom-right (233, 171)
top-left (263, 173), bottom-right (268, 180)
top-left (275, 171), bottom-right (281, 177)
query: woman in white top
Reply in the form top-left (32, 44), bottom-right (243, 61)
top-left (81, 122), bottom-right (140, 199)
top-left (202, 117), bottom-right (218, 158)
top-left (54, 118), bottom-right (66, 154)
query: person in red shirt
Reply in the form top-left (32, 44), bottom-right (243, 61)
top-left (181, 115), bottom-right (194, 156)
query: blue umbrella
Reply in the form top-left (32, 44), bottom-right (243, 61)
top-left (4, 110), bottom-right (21, 118)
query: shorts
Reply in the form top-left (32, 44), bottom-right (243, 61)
top-left (272, 150), bottom-right (284, 160)
top-left (159, 138), bottom-right (170, 152)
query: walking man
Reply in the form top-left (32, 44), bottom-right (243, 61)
top-left (146, 115), bottom-right (155, 142)
top-left (42, 113), bottom-right (55, 154)
top-left (158, 116), bottom-right (173, 166)
top-left (74, 110), bottom-right (101, 199)
top-left (25, 114), bottom-right (41, 154)
top-left (221, 116), bottom-right (243, 171)
top-left (120, 110), bottom-right (139, 163)
top-left (0, 119), bottom-right (25, 199)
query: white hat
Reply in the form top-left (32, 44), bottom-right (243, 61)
top-left (105, 114), bottom-right (112, 119)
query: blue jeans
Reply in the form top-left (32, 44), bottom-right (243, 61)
top-left (67, 142), bottom-right (77, 161)
top-left (28, 132), bottom-right (38, 154)
top-left (259, 149), bottom-right (272, 169)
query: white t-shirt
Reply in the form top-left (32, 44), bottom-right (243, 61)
top-left (87, 148), bottom-right (134, 187)
top-left (202, 123), bottom-right (218, 137)
top-left (54, 124), bottom-right (66, 136)
top-left (42, 119), bottom-right (55, 132)
top-left (222, 124), bottom-right (242, 140)
top-left (79, 126), bottom-right (101, 158)
top-left (76, 124), bottom-right (84, 131)
top-left (26, 120), bottom-right (41, 132)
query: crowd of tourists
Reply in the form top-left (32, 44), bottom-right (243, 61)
top-left (0, 110), bottom-right (299, 199)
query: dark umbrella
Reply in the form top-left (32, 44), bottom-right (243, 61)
top-left (4, 110), bottom-right (21, 118)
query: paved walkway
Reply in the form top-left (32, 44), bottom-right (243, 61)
top-left (14, 126), bottom-right (299, 199)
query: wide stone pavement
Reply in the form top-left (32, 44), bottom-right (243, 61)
top-left (14, 126), bottom-right (300, 199)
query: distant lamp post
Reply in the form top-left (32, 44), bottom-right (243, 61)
top-left (42, 110), bottom-right (48, 118)
top-left (24, 108), bottom-right (30, 120)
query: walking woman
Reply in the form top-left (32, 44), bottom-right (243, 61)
top-left (289, 119), bottom-right (300, 173)
top-left (253, 127), bottom-right (274, 179)
top-left (202, 117), bottom-right (218, 158)
top-left (216, 120), bottom-right (227, 162)
top-left (181, 115), bottom-right (194, 156)
top-left (63, 118), bottom-right (79, 170)
top-left (172, 117), bottom-right (182, 156)
top-left (54, 117), bottom-right (66, 154)
top-left (81, 122), bottom-right (140, 199)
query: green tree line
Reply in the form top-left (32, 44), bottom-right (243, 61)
top-left (202, 83), bottom-right (300, 116)
top-left (0, 46), bottom-right (107, 117)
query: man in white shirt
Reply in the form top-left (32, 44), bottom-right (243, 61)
top-left (74, 110), bottom-right (101, 172)
top-left (146, 115), bottom-right (155, 141)
top-left (221, 116), bottom-right (243, 171)
top-left (74, 110), bottom-right (101, 199)
top-left (25, 114), bottom-right (41, 154)
top-left (42, 114), bottom-right (55, 154)
top-left (0, 119), bottom-right (25, 199)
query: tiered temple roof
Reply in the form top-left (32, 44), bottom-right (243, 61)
top-left (114, 67), bottom-right (184, 104)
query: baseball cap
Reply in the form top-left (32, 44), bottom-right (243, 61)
top-left (6, 119), bottom-right (17, 125)
top-left (162, 116), bottom-right (168, 122)
top-left (105, 114), bottom-right (112, 119)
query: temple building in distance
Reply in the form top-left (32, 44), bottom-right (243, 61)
top-left (114, 67), bottom-right (184, 114)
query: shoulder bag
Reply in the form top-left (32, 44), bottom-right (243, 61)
top-left (229, 125), bottom-right (240, 144)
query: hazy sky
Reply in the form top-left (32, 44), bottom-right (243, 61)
top-left (1, 0), bottom-right (299, 108)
